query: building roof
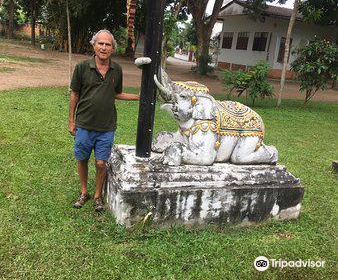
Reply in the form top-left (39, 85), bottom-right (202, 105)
top-left (262, 3), bottom-right (302, 20)
top-left (218, 0), bottom-right (303, 21)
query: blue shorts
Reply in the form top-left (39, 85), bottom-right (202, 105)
top-left (74, 127), bottom-right (115, 161)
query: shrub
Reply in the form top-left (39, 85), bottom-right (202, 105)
top-left (291, 39), bottom-right (338, 106)
top-left (114, 27), bottom-right (128, 55)
top-left (221, 60), bottom-right (274, 106)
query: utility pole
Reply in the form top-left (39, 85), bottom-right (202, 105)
top-left (135, 0), bottom-right (166, 157)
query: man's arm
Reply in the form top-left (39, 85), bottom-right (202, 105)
top-left (68, 90), bottom-right (80, 136)
top-left (115, 92), bottom-right (140, 100)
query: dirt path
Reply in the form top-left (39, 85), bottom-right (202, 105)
top-left (1, 40), bottom-right (337, 103)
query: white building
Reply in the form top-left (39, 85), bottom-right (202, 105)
top-left (216, 0), bottom-right (337, 78)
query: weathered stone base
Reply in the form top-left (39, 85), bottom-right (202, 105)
top-left (105, 145), bottom-right (304, 227)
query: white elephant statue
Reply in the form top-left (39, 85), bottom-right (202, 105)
top-left (152, 69), bottom-right (278, 166)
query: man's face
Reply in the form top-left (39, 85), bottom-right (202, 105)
top-left (93, 32), bottom-right (114, 61)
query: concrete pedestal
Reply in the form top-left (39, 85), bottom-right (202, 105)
top-left (105, 145), bottom-right (304, 227)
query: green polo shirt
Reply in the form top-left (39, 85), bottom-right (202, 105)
top-left (70, 56), bottom-right (122, 132)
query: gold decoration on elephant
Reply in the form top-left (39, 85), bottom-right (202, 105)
top-left (179, 101), bottom-right (264, 151)
top-left (173, 81), bottom-right (209, 93)
top-left (215, 141), bottom-right (221, 150)
top-left (191, 95), bottom-right (197, 106)
top-left (216, 101), bottom-right (264, 136)
top-left (180, 120), bottom-right (217, 137)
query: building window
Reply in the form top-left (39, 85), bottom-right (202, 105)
top-left (222, 32), bottom-right (233, 49)
top-left (236, 32), bottom-right (250, 50)
top-left (277, 37), bottom-right (293, 63)
top-left (252, 32), bottom-right (268, 51)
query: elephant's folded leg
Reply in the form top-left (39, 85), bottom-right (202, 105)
top-left (230, 137), bottom-right (278, 164)
top-left (182, 148), bottom-right (217, 165)
top-left (180, 133), bottom-right (218, 165)
top-left (214, 136), bottom-right (238, 162)
top-left (152, 131), bottom-right (184, 152)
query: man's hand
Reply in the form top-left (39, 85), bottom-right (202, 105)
top-left (115, 92), bottom-right (140, 100)
top-left (68, 121), bottom-right (76, 136)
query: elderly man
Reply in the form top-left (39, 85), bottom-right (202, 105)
top-left (68, 29), bottom-right (139, 212)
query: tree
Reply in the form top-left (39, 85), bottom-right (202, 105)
top-left (242, 0), bottom-right (287, 20)
top-left (161, 0), bottom-right (187, 68)
top-left (43, 0), bottom-right (126, 53)
top-left (291, 39), bottom-right (338, 106)
top-left (187, 0), bottom-right (223, 75)
top-left (299, 0), bottom-right (338, 89)
top-left (184, 20), bottom-right (197, 46)
top-left (19, 0), bottom-right (45, 46)
top-left (1, 0), bottom-right (17, 38)
top-left (277, 0), bottom-right (300, 107)
top-left (7, 0), bottom-right (15, 38)
top-left (299, 0), bottom-right (338, 26)
top-left (277, 0), bottom-right (338, 105)
top-left (130, 0), bottom-right (187, 61)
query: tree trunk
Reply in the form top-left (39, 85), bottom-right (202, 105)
top-left (125, 38), bottom-right (134, 57)
top-left (7, 0), bottom-right (15, 39)
top-left (30, 2), bottom-right (36, 47)
top-left (277, 0), bottom-right (300, 106)
top-left (66, 0), bottom-right (72, 86)
top-left (187, 0), bottom-right (223, 75)
top-left (197, 36), bottom-right (210, 74)
top-left (161, 0), bottom-right (186, 69)
top-left (126, 0), bottom-right (137, 57)
top-left (31, 16), bottom-right (36, 46)
top-left (161, 39), bottom-right (169, 68)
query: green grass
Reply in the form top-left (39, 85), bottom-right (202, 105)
top-left (0, 67), bottom-right (15, 72)
top-left (0, 86), bottom-right (337, 279)
top-left (0, 54), bottom-right (50, 63)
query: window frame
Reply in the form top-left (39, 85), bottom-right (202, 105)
top-left (222, 32), bottom-right (234, 49)
top-left (252, 32), bottom-right (269, 51)
top-left (236, 32), bottom-right (250, 50)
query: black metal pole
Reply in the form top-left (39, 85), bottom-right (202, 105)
top-left (135, 0), bottom-right (165, 157)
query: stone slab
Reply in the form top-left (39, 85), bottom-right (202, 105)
top-left (104, 145), bottom-right (304, 227)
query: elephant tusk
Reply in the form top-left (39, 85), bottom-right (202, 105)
top-left (154, 74), bottom-right (173, 102)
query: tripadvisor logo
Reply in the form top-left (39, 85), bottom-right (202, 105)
top-left (254, 256), bottom-right (269, 271)
top-left (254, 256), bottom-right (326, 271)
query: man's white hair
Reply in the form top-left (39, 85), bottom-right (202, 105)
top-left (90, 29), bottom-right (117, 50)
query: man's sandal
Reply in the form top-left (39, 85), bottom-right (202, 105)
top-left (73, 193), bottom-right (91, 209)
top-left (94, 196), bottom-right (104, 212)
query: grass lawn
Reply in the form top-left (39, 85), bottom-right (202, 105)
top-left (0, 67), bottom-right (15, 73)
top-left (0, 86), bottom-right (337, 279)
top-left (0, 54), bottom-right (50, 63)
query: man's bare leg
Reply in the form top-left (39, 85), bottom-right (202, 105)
top-left (94, 160), bottom-right (106, 199)
top-left (78, 160), bottom-right (89, 195)
top-left (73, 159), bottom-right (90, 208)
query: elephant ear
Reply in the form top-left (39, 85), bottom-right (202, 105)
top-left (192, 96), bottom-right (214, 120)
